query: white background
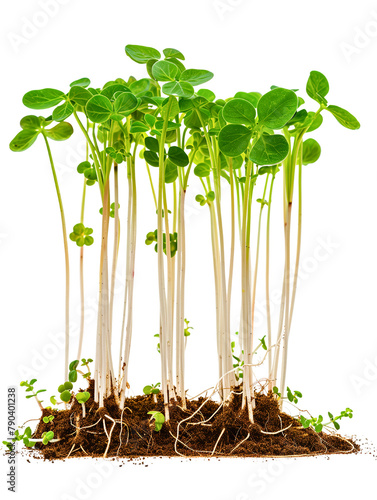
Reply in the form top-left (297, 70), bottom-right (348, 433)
top-left (1, 0), bottom-right (377, 498)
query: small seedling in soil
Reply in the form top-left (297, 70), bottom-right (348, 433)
top-left (143, 383), bottom-right (161, 403)
top-left (273, 386), bottom-right (302, 404)
top-left (58, 381), bottom-right (73, 403)
top-left (3, 427), bottom-right (36, 450)
top-left (43, 415), bottom-right (55, 424)
top-left (300, 408), bottom-right (353, 433)
top-left (147, 411), bottom-right (165, 432)
top-left (75, 391), bottom-right (90, 417)
top-left (20, 380), bottom-right (46, 410)
top-left (68, 358), bottom-right (93, 383)
top-left (286, 387), bottom-right (302, 404)
top-left (81, 358), bottom-right (93, 379)
top-left (41, 431), bottom-right (55, 445)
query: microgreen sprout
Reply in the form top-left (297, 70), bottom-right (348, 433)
top-left (286, 387), bottom-right (303, 404)
top-left (41, 431), bottom-right (55, 445)
top-left (99, 203), bottom-right (120, 218)
top-left (81, 358), bottom-right (93, 379)
top-left (75, 391), bottom-right (90, 418)
top-left (300, 408), bottom-right (353, 433)
top-left (147, 411), bottom-right (165, 432)
top-left (183, 318), bottom-right (193, 337)
top-left (58, 381), bottom-right (73, 403)
top-left (42, 415), bottom-right (55, 424)
top-left (272, 386), bottom-right (302, 404)
top-left (9, 44), bottom-right (359, 440)
top-left (143, 383), bottom-right (161, 403)
top-left (20, 380), bottom-right (46, 411)
top-left (3, 427), bottom-right (35, 450)
top-left (69, 223), bottom-right (94, 247)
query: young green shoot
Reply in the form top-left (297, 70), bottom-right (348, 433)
top-left (76, 392), bottom-right (90, 418)
top-left (147, 411), bottom-right (165, 432)
top-left (20, 380), bottom-right (46, 411)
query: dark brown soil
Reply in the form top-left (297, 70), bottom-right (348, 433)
top-left (29, 381), bottom-right (358, 460)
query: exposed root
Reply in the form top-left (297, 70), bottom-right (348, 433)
top-left (260, 423), bottom-right (293, 435)
top-left (211, 428), bottom-right (225, 455)
top-left (66, 444), bottom-right (76, 459)
top-left (103, 415), bottom-right (116, 458)
top-left (230, 432), bottom-right (250, 454)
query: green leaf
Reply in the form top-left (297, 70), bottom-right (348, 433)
top-left (152, 60), bottom-right (179, 82)
top-left (20, 115), bottom-right (40, 130)
top-left (147, 58), bottom-right (159, 79)
top-left (144, 151), bottom-right (160, 167)
top-left (112, 92), bottom-right (138, 120)
top-left (334, 421), bottom-right (340, 430)
top-left (145, 114), bottom-right (156, 128)
top-left (44, 122), bottom-right (73, 141)
top-left (23, 88), bottom-right (65, 110)
top-left (69, 360), bottom-right (80, 370)
top-left (129, 79), bottom-right (150, 96)
top-left (125, 44), bottom-right (161, 64)
top-left (77, 162), bottom-right (91, 175)
top-left (234, 92), bottom-right (261, 107)
top-left (168, 146), bottom-right (189, 167)
top-left (68, 370), bottom-right (77, 383)
top-left (60, 390), bottom-right (71, 403)
top-left (302, 138), bottom-right (321, 165)
top-left (76, 391), bottom-right (90, 404)
top-left (64, 381), bottom-right (73, 390)
top-left (84, 236), bottom-right (94, 246)
top-left (10, 129), bottom-right (39, 152)
top-left (218, 124), bottom-right (252, 157)
top-left (70, 78), bottom-right (90, 88)
top-left (130, 121), bottom-right (149, 133)
top-left (163, 48), bottom-right (185, 60)
top-left (30, 379), bottom-right (37, 385)
top-left (326, 105), bottom-right (360, 130)
top-left (194, 163), bottom-right (211, 177)
top-left (143, 385), bottom-right (152, 395)
top-left (315, 424), bottom-right (323, 433)
top-left (161, 96), bottom-right (180, 119)
top-left (58, 385), bottom-right (65, 393)
top-left (250, 134), bottom-right (289, 165)
top-left (52, 101), bottom-right (74, 122)
top-left (101, 84), bottom-right (130, 100)
top-left (223, 98), bottom-right (256, 126)
top-left (306, 112), bottom-right (323, 132)
top-left (145, 137), bottom-right (159, 153)
top-left (165, 160), bottom-right (178, 183)
top-left (258, 88), bottom-right (298, 129)
top-left (197, 89), bottom-right (216, 102)
top-left (69, 86), bottom-right (93, 107)
top-left (86, 95), bottom-right (113, 123)
top-left (180, 69), bottom-right (214, 86)
top-left (306, 71), bottom-right (329, 105)
top-left (162, 81), bottom-right (194, 98)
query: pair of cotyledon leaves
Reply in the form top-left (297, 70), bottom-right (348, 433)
top-left (9, 114), bottom-right (73, 152)
top-left (218, 70), bottom-right (360, 166)
top-left (143, 136), bottom-right (189, 184)
top-left (125, 44), bottom-right (214, 99)
top-left (21, 80), bottom-right (140, 126)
